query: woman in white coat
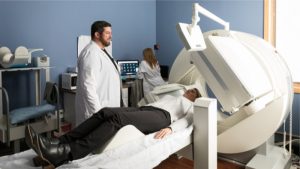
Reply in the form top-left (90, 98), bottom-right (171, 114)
top-left (138, 48), bottom-right (167, 96)
top-left (76, 21), bottom-right (121, 126)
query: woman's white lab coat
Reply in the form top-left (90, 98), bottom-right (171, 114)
top-left (75, 41), bottom-right (120, 126)
top-left (138, 60), bottom-right (167, 95)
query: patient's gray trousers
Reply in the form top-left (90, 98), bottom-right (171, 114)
top-left (59, 106), bottom-right (171, 160)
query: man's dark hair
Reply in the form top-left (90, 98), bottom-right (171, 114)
top-left (194, 88), bottom-right (201, 98)
top-left (91, 20), bottom-right (111, 38)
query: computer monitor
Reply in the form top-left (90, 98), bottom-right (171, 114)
top-left (117, 60), bottom-right (139, 81)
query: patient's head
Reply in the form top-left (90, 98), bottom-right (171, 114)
top-left (183, 88), bottom-right (201, 102)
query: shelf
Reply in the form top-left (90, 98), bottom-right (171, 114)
top-left (0, 67), bottom-right (51, 72)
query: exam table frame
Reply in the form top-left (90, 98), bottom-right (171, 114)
top-left (179, 97), bottom-right (217, 169)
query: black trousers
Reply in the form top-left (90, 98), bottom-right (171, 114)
top-left (59, 106), bottom-right (171, 160)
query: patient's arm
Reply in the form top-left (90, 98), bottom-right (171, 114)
top-left (169, 110), bottom-right (193, 132)
top-left (153, 112), bottom-right (193, 139)
top-left (154, 127), bottom-right (172, 139)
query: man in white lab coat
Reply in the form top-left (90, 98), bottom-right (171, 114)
top-left (76, 21), bottom-right (121, 126)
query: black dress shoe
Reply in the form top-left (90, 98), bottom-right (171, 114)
top-left (40, 135), bottom-right (60, 145)
top-left (32, 133), bottom-right (61, 167)
top-left (25, 125), bottom-right (62, 167)
top-left (25, 125), bottom-right (60, 146)
top-left (35, 134), bottom-right (71, 167)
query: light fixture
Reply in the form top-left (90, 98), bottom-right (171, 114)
top-left (176, 3), bottom-right (230, 52)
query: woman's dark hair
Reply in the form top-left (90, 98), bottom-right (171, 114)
top-left (91, 20), bottom-right (111, 38)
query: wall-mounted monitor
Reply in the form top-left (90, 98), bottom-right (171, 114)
top-left (117, 60), bottom-right (139, 81)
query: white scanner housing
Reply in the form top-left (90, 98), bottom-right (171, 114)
top-left (170, 29), bottom-right (293, 154)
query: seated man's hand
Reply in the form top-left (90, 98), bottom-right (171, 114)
top-left (154, 127), bottom-right (172, 139)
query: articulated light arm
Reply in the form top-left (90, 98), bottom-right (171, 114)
top-left (177, 3), bottom-right (230, 51)
top-left (190, 3), bottom-right (230, 32)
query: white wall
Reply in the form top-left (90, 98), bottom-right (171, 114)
top-left (276, 0), bottom-right (300, 82)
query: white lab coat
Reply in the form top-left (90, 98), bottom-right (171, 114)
top-left (138, 60), bottom-right (167, 95)
top-left (75, 41), bottom-right (120, 126)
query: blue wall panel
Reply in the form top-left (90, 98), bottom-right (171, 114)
top-left (0, 1), bottom-right (156, 81)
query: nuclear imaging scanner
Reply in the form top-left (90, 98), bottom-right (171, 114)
top-left (159, 3), bottom-right (293, 168)
top-left (0, 3), bottom-right (295, 169)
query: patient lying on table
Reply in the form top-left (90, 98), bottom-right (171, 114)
top-left (25, 88), bottom-right (201, 168)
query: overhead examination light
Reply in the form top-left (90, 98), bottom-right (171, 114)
top-left (176, 3), bottom-right (230, 51)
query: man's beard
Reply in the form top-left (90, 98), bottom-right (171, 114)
top-left (99, 37), bottom-right (111, 47)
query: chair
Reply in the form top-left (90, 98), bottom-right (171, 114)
top-left (0, 82), bottom-right (60, 151)
top-left (160, 65), bottom-right (169, 80)
top-left (129, 78), bottom-right (144, 107)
